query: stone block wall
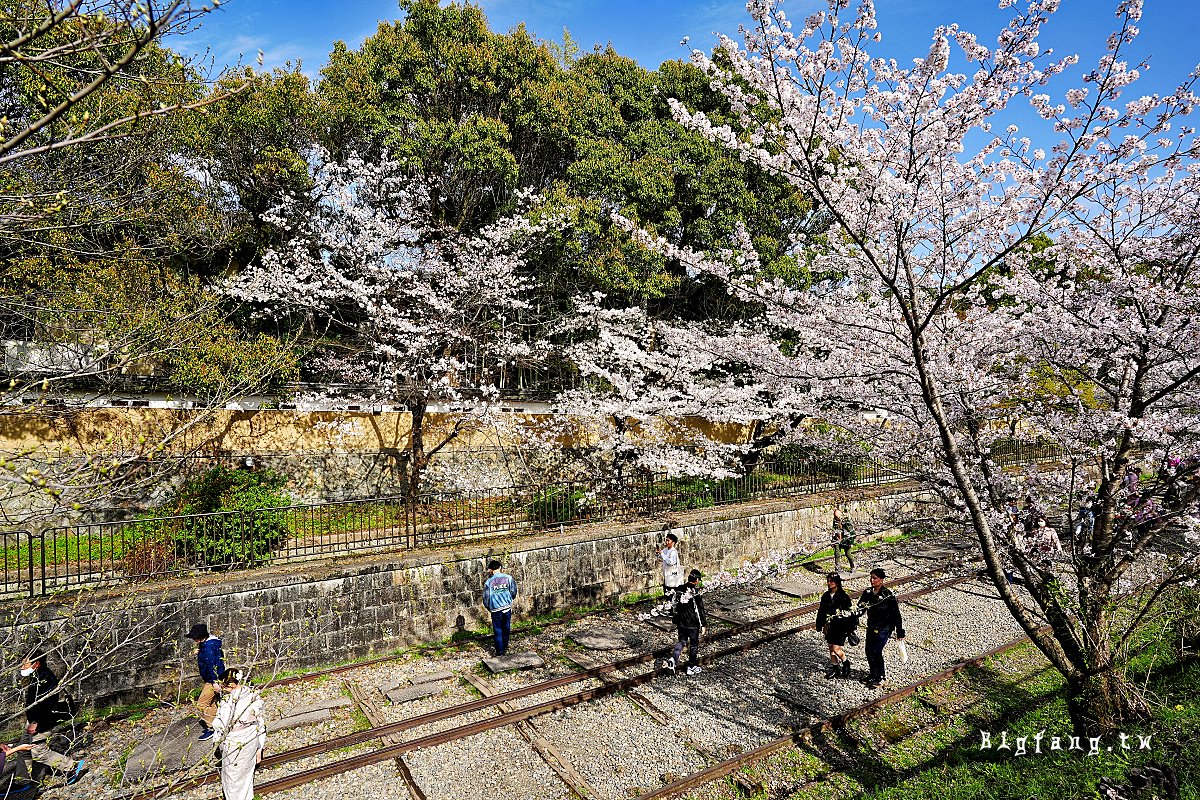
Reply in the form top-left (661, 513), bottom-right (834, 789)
top-left (2, 486), bottom-right (927, 710)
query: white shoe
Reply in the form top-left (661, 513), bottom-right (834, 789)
top-left (686, 666), bottom-right (702, 675)
top-left (662, 657), bottom-right (676, 674)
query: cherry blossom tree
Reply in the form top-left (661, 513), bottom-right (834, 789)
top-left (615, 0), bottom-right (1200, 734)
top-left (228, 153), bottom-right (554, 504)
top-left (557, 297), bottom-right (814, 482)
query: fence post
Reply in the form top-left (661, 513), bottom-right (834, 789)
top-left (36, 528), bottom-right (46, 597)
top-left (25, 529), bottom-right (35, 598)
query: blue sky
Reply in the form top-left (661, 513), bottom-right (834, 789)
top-left (183, 0), bottom-right (1200, 101)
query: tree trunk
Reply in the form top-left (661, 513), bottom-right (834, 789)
top-left (406, 398), bottom-right (428, 542)
top-left (1066, 669), bottom-right (1149, 738)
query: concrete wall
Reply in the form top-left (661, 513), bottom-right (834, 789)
top-left (0, 485), bottom-right (927, 710)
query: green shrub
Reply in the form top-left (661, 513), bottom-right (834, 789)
top-left (530, 487), bottom-right (587, 525)
top-left (769, 444), bottom-right (858, 482)
top-left (635, 477), bottom-right (744, 511)
top-left (137, 466), bottom-right (292, 569)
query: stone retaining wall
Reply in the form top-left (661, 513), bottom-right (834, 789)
top-left (1, 485), bottom-right (931, 710)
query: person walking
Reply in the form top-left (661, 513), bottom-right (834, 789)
top-left (857, 568), bottom-right (905, 689)
top-left (815, 572), bottom-right (856, 678)
top-left (186, 623), bottom-right (226, 741)
top-left (483, 560), bottom-right (518, 657)
top-left (831, 506), bottom-right (857, 571)
top-left (210, 668), bottom-right (266, 800)
top-left (663, 569), bottom-right (707, 676)
top-left (18, 653), bottom-right (87, 784)
top-left (660, 533), bottom-right (684, 597)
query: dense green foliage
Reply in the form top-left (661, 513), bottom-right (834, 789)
top-left (131, 467), bottom-right (292, 570)
top-left (171, 466), bottom-right (291, 568)
top-left (3, 0), bottom-right (814, 401)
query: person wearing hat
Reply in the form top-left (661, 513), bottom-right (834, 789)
top-left (857, 568), bottom-right (905, 689)
top-left (210, 667), bottom-right (266, 800)
top-left (815, 572), bottom-right (856, 678)
top-left (186, 623), bottom-right (227, 740)
top-left (831, 506), bottom-right (857, 572)
top-left (664, 568), bottom-right (708, 676)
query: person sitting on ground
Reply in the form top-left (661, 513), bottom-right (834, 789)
top-left (816, 572), bottom-right (856, 678)
top-left (664, 569), bottom-right (707, 676)
top-left (211, 668), bottom-right (266, 800)
top-left (18, 653), bottom-right (86, 785)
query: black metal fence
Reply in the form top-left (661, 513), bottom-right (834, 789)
top-left (1, 442), bottom-right (1067, 599)
top-left (0, 456), bottom-right (913, 599)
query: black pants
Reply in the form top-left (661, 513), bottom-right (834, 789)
top-left (673, 626), bottom-right (700, 666)
top-left (865, 626), bottom-right (892, 681)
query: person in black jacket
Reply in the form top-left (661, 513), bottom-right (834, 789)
top-left (816, 572), bottom-right (856, 678)
top-left (663, 569), bottom-right (707, 676)
top-left (18, 653), bottom-right (86, 784)
top-left (857, 568), bottom-right (906, 689)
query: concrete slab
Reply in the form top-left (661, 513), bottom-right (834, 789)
top-left (568, 627), bottom-right (637, 651)
top-left (385, 682), bottom-right (447, 704)
top-left (714, 593), bottom-right (755, 611)
top-left (482, 651), bottom-right (545, 672)
top-left (282, 695), bottom-right (352, 716)
top-left (411, 669), bottom-right (455, 685)
top-left (120, 717), bottom-right (217, 785)
top-left (267, 708), bottom-right (332, 733)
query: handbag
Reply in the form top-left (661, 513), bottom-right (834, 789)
top-left (847, 630), bottom-right (860, 646)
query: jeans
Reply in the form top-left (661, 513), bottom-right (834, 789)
top-left (865, 625), bottom-right (893, 682)
top-left (673, 626), bottom-right (700, 667)
top-left (490, 610), bottom-right (512, 656)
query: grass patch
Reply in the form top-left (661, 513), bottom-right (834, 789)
top-left (858, 658), bottom-right (1199, 800)
top-left (735, 640), bottom-right (1197, 800)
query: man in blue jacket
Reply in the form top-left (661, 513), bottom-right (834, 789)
top-left (482, 560), bottom-right (518, 656)
top-left (186, 623), bottom-right (226, 740)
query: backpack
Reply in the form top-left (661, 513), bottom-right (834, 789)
top-left (0, 775), bottom-right (38, 799)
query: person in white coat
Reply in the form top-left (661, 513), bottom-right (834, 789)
top-left (660, 533), bottom-right (684, 596)
top-left (210, 668), bottom-right (266, 800)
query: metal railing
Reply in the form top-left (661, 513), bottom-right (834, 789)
top-left (2, 443), bottom-right (1065, 599)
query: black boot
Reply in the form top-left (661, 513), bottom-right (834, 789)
top-left (841, 660), bottom-right (851, 678)
top-left (824, 663), bottom-right (839, 678)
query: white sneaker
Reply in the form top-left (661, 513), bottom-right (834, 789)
top-left (686, 666), bottom-right (703, 675)
top-left (662, 657), bottom-right (676, 674)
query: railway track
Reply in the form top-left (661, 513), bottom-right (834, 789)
top-left (634, 629), bottom-right (1047, 799)
top-left (122, 565), bottom-right (971, 800)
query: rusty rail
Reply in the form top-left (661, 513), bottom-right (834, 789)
top-left (121, 565), bottom-right (968, 800)
top-left (635, 627), bottom-right (1044, 799)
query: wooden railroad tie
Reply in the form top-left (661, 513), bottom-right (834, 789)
top-left (345, 680), bottom-right (427, 800)
top-left (461, 671), bottom-right (602, 800)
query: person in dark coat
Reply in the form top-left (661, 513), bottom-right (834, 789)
top-left (831, 506), bottom-right (857, 571)
top-left (18, 653), bottom-right (86, 784)
top-left (816, 572), bottom-right (856, 678)
top-left (664, 569), bottom-right (707, 676)
top-left (857, 568), bottom-right (906, 689)
top-left (186, 623), bottom-right (227, 740)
